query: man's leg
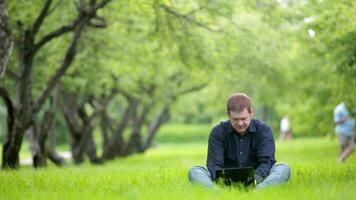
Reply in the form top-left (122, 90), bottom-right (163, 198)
top-left (256, 163), bottom-right (291, 189)
top-left (338, 136), bottom-right (354, 162)
top-left (188, 166), bottom-right (214, 187)
top-left (338, 134), bottom-right (347, 157)
top-left (339, 146), bottom-right (354, 162)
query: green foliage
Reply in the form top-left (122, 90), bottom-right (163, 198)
top-left (271, 0), bottom-right (356, 136)
top-left (2, 0), bottom-right (355, 140)
top-left (307, 0), bottom-right (356, 112)
top-left (179, 0), bottom-right (355, 137)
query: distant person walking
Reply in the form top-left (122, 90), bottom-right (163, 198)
top-left (279, 116), bottom-right (292, 140)
top-left (188, 92), bottom-right (291, 189)
top-left (333, 102), bottom-right (355, 162)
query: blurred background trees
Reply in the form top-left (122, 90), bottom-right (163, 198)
top-left (0, 0), bottom-right (355, 168)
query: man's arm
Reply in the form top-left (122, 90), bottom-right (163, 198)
top-left (206, 127), bottom-right (225, 180)
top-left (335, 116), bottom-right (348, 124)
top-left (334, 111), bottom-right (348, 124)
top-left (255, 125), bottom-right (276, 183)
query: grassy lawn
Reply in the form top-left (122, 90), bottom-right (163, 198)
top-left (0, 124), bottom-right (355, 200)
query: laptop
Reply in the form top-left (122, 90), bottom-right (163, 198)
top-left (215, 167), bottom-right (255, 186)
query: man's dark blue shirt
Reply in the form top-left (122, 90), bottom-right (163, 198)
top-left (207, 119), bottom-right (276, 182)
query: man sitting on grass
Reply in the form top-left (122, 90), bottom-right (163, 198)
top-left (188, 92), bottom-right (291, 189)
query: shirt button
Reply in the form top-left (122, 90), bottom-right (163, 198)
top-left (240, 139), bottom-right (243, 143)
top-left (240, 152), bottom-right (242, 155)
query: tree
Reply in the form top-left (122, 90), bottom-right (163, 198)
top-left (26, 86), bottom-right (65, 167)
top-left (55, 0), bottom-right (217, 160)
top-left (1, 0), bottom-right (112, 169)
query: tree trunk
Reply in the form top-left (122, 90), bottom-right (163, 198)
top-left (102, 100), bottom-right (136, 159)
top-left (30, 89), bottom-right (58, 168)
top-left (0, 87), bottom-right (17, 168)
top-left (60, 92), bottom-right (101, 164)
top-left (69, 128), bottom-right (85, 164)
top-left (2, 65), bottom-right (33, 168)
top-left (47, 126), bottom-right (66, 166)
top-left (1, 0), bottom-right (54, 168)
top-left (27, 125), bottom-right (48, 167)
top-left (2, 116), bottom-right (32, 168)
top-left (85, 130), bottom-right (102, 164)
top-left (0, 0), bottom-right (12, 77)
top-left (101, 112), bottom-right (126, 159)
top-left (1, 27), bottom-right (36, 168)
top-left (122, 100), bottom-right (147, 155)
top-left (141, 106), bottom-right (170, 152)
top-left (100, 111), bottom-right (110, 148)
top-left (125, 129), bottom-right (142, 155)
top-left (71, 112), bottom-right (101, 164)
top-left (60, 92), bottom-right (84, 164)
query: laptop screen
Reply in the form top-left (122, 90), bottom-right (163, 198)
top-left (215, 167), bottom-right (255, 186)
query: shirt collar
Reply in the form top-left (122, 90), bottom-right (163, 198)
top-left (228, 119), bottom-right (257, 134)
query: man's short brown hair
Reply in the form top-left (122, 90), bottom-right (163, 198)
top-left (226, 93), bottom-right (252, 113)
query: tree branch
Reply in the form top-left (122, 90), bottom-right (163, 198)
top-left (177, 83), bottom-right (207, 96)
top-left (33, 0), bottom-right (112, 53)
top-left (33, 23), bottom-right (75, 54)
top-left (160, 4), bottom-right (221, 32)
top-left (89, 16), bottom-right (107, 28)
top-left (170, 83), bottom-right (207, 102)
top-left (48, 0), bottom-right (64, 15)
top-left (33, 22), bottom-right (86, 113)
top-left (31, 0), bottom-right (53, 37)
top-left (186, 6), bottom-right (205, 17)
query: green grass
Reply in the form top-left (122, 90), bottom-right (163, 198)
top-left (0, 124), bottom-right (356, 200)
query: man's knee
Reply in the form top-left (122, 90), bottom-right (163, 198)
top-left (273, 163), bottom-right (291, 181)
top-left (188, 166), bottom-right (214, 186)
top-left (188, 166), bottom-right (206, 180)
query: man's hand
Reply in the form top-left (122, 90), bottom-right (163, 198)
top-left (254, 174), bottom-right (264, 185)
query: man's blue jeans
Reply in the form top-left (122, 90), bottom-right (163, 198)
top-left (188, 163), bottom-right (291, 189)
